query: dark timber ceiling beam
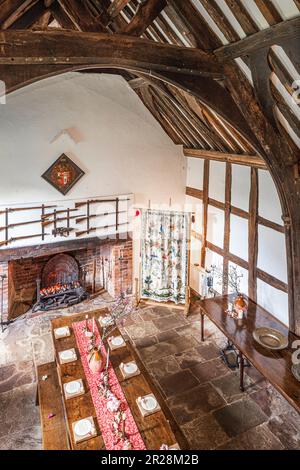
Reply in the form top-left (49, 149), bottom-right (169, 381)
top-left (50, 2), bottom-right (77, 29)
top-left (253, 0), bottom-right (282, 26)
top-left (0, 30), bottom-right (223, 78)
top-left (167, 0), bottom-right (221, 50)
top-left (32, 9), bottom-right (52, 29)
top-left (215, 16), bottom-right (300, 60)
top-left (1, 0), bottom-right (48, 29)
top-left (149, 71), bottom-right (262, 154)
top-left (57, 0), bottom-right (106, 32)
top-left (184, 148), bottom-right (267, 170)
top-left (121, 0), bottom-right (167, 36)
top-left (107, 0), bottom-right (131, 20)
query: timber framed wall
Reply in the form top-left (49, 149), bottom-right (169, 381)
top-left (186, 151), bottom-right (288, 325)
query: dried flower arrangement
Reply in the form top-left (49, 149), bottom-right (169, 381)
top-left (210, 264), bottom-right (244, 295)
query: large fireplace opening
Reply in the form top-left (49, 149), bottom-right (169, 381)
top-left (33, 254), bottom-right (87, 312)
top-left (3, 238), bottom-right (133, 320)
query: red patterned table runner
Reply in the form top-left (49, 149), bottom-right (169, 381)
top-left (72, 319), bottom-right (146, 450)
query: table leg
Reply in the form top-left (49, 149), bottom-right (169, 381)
top-left (239, 351), bottom-right (245, 392)
top-left (200, 311), bottom-right (205, 342)
top-left (35, 386), bottom-right (39, 406)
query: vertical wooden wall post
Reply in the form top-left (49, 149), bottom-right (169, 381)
top-left (201, 160), bottom-right (210, 268)
top-left (223, 163), bottom-right (232, 294)
top-left (248, 168), bottom-right (259, 301)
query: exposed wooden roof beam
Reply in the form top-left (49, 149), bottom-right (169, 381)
top-left (271, 82), bottom-right (300, 140)
top-left (224, 0), bottom-right (259, 35)
top-left (44, 0), bottom-right (55, 7)
top-left (0, 1), bottom-right (25, 25)
top-left (135, 85), bottom-right (183, 144)
top-left (253, 0), bottom-right (282, 26)
top-left (1, 0), bottom-right (42, 29)
top-left (128, 77), bottom-right (149, 89)
top-left (32, 9), bottom-right (52, 29)
top-left (107, 0), bottom-right (131, 20)
top-left (161, 85), bottom-right (228, 151)
top-left (150, 85), bottom-right (209, 148)
top-left (6, 2), bottom-right (50, 29)
top-left (122, 0), bottom-right (167, 36)
top-left (215, 16), bottom-right (300, 60)
top-left (0, 30), bottom-right (224, 78)
top-left (57, 0), bottom-right (106, 32)
top-left (167, 0), bottom-right (221, 50)
top-left (198, 0), bottom-right (240, 43)
top-left (184, 148), bottom-right (267, 169)
top-left (155, 71), bottom-right (262, 153)
top-left (50, 2), bottom-right (77, 29)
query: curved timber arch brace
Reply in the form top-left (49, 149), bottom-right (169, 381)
top-left (0, 30), bottom-right (260, 153)
top-left (0, 29), bottom-right (299, 334)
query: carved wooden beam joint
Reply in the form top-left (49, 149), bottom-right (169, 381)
top-left (282, 215), bottom-right (292, 230)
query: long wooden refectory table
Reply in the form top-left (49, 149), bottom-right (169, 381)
top-left (49, 308), bottom-right (188, 450)
top-left (200, 294), bottom-right (300, 414)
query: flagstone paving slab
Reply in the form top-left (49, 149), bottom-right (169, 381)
top-left (190, 358), bottom-right (229, 384)
top-left (0, 360), bottom-right (35, 394)
top-left (152, 313), bottom-right (187, 332)
top-left (266, 411), bottom-right (300, 450)
top-left (182, 414), bottom-right (229, 450)
top-left (148, 355), bottom-right (181, 379)
top-left (211, 370), bottom-right (257, 403)
top-left (212, 398), bottom-right (267, 437)
top-left (216, 423), bottom-right (284, 450)
top-left (167, 383), bottom-right (226, 425)
top-left (158, 369), bottom-right (200, 398)
top-left (0, 425), bottom-right (42, 450)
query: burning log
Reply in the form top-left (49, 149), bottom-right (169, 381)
top-left (32, 281), bottom-right (87, 312)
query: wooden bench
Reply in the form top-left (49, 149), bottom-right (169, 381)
top-left (36, 362), bottom-right (69, 450)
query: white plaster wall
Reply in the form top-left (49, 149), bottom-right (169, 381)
top-left (0, 72), bottom-right (186, 283)
top-left (186, 158), bottom-right (204, 190)
top-left (209, 161), bottom-right (226, 202)
top-left (231, 165), bottom-right (250, 211)
top-left (257, 226), bottom-right (287, 284)
top-left (257, 280), bottom-right (289, 325)
top-left (230, 214), bottom-right (248, 261)
top-left (207, 205), bottom-right (224, 248)
top-left (0, 73), bottom-right (185, 207)
top-left (258, 170), bottom-right (283, 225)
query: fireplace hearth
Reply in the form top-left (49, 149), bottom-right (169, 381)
top-left (32, 282), bottom-right (87, 312)
top-left (0, 237), bottom-right (133, 321)
top-left (32, 253), bottom-right (87, 312)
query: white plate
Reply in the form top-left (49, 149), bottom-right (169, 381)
top-left (111, 336), bottom-right (124, 347)
top-left (60, 350), bottom-right (74, 361)
top-left (66, 381), bottom-right (81, 395)
top-left (124, 362), bottom-right (138, 375)
top-left (101, 316), bottom-right (112, 326)
top-left (85, 331), bottom-right (94, 338)
top-left (56, 327), bottom-right (69, 336)
top-left (74, 419), bottom-right (92, 437)
top-left (141, 396), bottom-right (157, 412)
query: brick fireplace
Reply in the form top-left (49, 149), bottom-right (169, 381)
top-left (0, 237), bottom-right (133, 321)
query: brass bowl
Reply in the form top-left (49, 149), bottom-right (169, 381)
top-left (253, 327), bottom-right (288, 351)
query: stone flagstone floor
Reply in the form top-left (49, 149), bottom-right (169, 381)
top-left (0, 294), bottom-right (299, 450)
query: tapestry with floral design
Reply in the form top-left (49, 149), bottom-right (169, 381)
top-left (140, 209), bottom-right (190, 304)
